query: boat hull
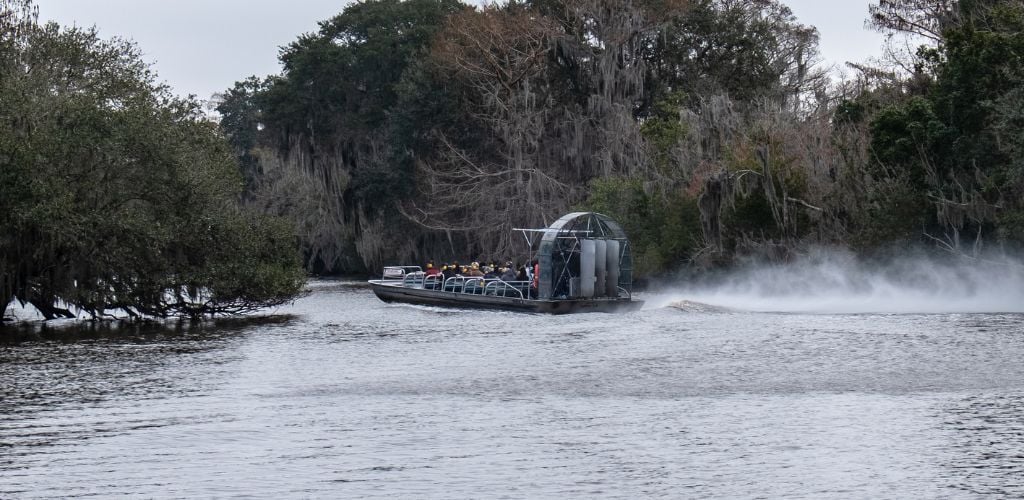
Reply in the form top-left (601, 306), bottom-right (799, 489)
top-left (369, 281), bottom-right (643, 314)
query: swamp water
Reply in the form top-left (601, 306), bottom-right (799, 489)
top-left (2, 278), bottom-right (1024, 498)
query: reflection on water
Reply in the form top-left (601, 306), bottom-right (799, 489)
top-left (2, 281), bottom-right (1024, 498)
top-left (0, 314), bottom-right (296, 344)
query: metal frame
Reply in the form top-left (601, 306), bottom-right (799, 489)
top-left (384, 270), bottom-right (533, 300)
top-left (536, 213), bottom-right (633, 300)
top-left (376, 213), bottom-right (634, 303)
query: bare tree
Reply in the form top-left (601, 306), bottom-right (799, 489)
top-left (868, 0), bottom-right (957, 42)
top-left (403, 1), bottom-right (685, 259)
top-left (671, 94), bottom-right (864, 260)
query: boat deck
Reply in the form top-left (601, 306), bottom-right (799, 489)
top-left (369, 271), bottom-right (641, 314)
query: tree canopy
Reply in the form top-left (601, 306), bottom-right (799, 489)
top-left (866, 0), bottom-right (1024, 250)
top-left (217, 0), bottom-right (1024, 276)
top-left (1, 0), bottom-right (305, 321)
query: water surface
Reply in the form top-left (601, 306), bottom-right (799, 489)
top-left (2, 281), bottom-right (1023, 497)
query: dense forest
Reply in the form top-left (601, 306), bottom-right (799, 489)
top-left (4, 0), bottom-right (1024, 322)
top-left (218, 0), bottom-right (1024, 277)
top-left (0, 0), bottom-right (305, 321)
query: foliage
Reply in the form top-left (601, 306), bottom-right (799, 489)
top-left (642, 91), bottom-right (690, 174)
top-left (579, 177), bottom-right (701, 275)
top-left (0, 0), bottom-right (305, 321)
top-left (644, 0), bottom-right (824, 109)
top-left (213, 0), bottom-right (1024, 278)
top-left (217, 0), bottom-right (465, 273)
top-left (216, 76), bottom-right (271, 198)
top-left (866, 0), bottom-right (1024, 250)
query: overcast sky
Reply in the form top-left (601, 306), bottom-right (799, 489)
top-left (35, 0), bottom-right (887, 100)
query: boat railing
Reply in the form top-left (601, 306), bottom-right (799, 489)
top-left (438, 277), bottom-right (531, 298)
top-left (462, 277), bottom-right (486, 295)
top-left (485, 280), bottom-right (528, 299)
top-left (387, 270), bottom-right (620, 301)
top-left (443, 276), bottom-right (468, 293)
top-left (424, 273), bottom-right (444, 290)
top-left (401, 271), bottom-right (427, 288)
top-left (381, 266), bottom-right (423, 284)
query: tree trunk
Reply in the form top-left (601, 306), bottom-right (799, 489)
top-left (0, 294), bottom-right (10, 322)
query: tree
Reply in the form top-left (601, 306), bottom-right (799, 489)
top-left (866, 0), bottom-right (1024, 252)
top-left (400, 4), bottom-right (569, 243)
top-left (869, 0), bottom-right (957, 43)
top-left (644, 0), bottom-right (824, 110)
top-left (0, 0), bottom-right (305, 321)
top-left (398, 0), bottom-right (691, 260)
top-left (215, 76), bottom-right (271, 199)
top-left (221, 0), bottom-right (466, 273)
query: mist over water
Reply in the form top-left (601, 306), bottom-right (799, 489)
top-left (653, 249), bottom-right (1024, 314)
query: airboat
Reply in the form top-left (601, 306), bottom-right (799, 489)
top-left (368, 212), bottom-right (643, 314)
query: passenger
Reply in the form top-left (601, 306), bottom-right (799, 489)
top-left (500, 266), bottom-right (516, 281)
top-left (531, 259), bottom-right (539, 298)
top-left (442, 264), bottom-right (455, 281)
top-left (467, 262), bottom-right (484, 277)
top-left (425, 260), bottom-right (440, 277)
top-left (516, 264), bottom-right (528, 282)
top-left (483, 266), bottom-right (498, 280)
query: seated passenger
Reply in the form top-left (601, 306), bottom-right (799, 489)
top-left (500, 266), bottom-right (516, 281)
top-left (467, 262), bottom-right (485, 277)
top-left (483, 266), bottom-right (498, 280)
top-left (425, 260), bottom-right (440, 276)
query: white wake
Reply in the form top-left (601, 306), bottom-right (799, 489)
top-left (652, 249), bottom-right (1024, 314)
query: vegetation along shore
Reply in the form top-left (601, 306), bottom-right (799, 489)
top-left (4, 0), bottom-right (1024, 321)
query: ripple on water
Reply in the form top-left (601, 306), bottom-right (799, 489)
top-left (2, 283), bottom-right (1024, 497)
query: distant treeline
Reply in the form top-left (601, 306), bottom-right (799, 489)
top-left (215, 0), bottom-right (1024, 277)
top-left (0, 0), bottom-right (305, 321)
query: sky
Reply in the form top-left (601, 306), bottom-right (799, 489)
top-left (35, 0), bottom-right (888, 101)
